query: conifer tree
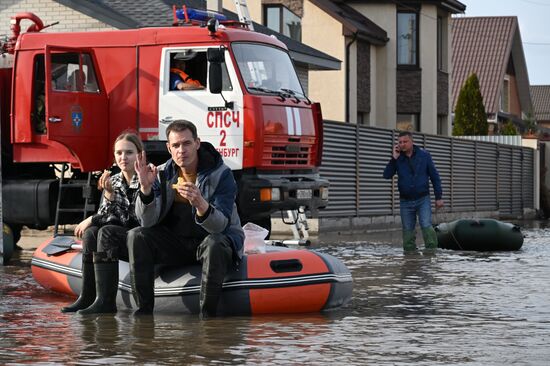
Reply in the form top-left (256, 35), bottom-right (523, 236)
top-left (453, 73), bottom-right (488, 135)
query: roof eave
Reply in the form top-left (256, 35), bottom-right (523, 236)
top-left (440, 0), bottom-right (467, 14)
top-left (290, 50), bottom-right (342, 71)
top-left (343, 27), bottom-right (388, 46)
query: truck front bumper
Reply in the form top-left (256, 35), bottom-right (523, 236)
top-left (237, 172), bottom-right (329, 217)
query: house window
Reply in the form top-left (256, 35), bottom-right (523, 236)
top-left (397, 114), bottom-right (420, 131)
top-left (168, 50), bottom-right (206, 91)
top-left (397, 12), bottom-right (418, 66)
top-left (264, 5), bottom-right (301, 41)
top-left (500, 77), bottom-right (510, 112)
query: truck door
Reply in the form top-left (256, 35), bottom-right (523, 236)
top-left (158, 47), bottom-right (244, 170)
top-left (45, 46), bottom-right (109, 171)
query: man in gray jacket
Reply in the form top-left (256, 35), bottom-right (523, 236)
top-left (130, 120), bottom-right (244, 317)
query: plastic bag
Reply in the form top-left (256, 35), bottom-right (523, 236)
top-left (243, 222), bottom-right (269, 254)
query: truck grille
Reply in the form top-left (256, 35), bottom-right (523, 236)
top-left (262, 136), bottom-right (316, 167)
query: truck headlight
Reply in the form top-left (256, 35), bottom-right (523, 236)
top-left (260, 187), bottom-right (281, 202)
top-left (320, 186), bottom-right (329, 200)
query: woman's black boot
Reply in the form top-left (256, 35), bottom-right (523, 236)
top-left (78, 252), bottom-right (119, 314)
top-left (61, 253), bottom-right (95, 313)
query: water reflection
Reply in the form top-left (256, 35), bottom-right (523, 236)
top-left (1, 226), bottom-right (550, 364)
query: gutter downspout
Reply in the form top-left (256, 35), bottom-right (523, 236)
top-left (345, 32), bottom-right (358, 123)
top-left (489, 112), bottom-right (499, 134)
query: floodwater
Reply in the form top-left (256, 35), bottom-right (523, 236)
top-left (1, 224), bottom-right (550, 365)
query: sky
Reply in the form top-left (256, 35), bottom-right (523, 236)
top-left (457, 0), bottom-right (550, 85)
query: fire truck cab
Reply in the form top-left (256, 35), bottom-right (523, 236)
top-left (0, 11), bottom-right (328, 241)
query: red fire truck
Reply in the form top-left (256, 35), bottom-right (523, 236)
top-left (0, 10), bottom-right (328, 244)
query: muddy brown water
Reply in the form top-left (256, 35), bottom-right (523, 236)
top-left (1, 223), bottom-right (549, 365)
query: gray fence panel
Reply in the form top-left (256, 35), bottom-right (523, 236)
top-left (451, 139), bottom-right (476, 211)
top-left (512, 148), bottom-right (523, 216)
top-left (359, 127), bottom-right (395, 216)
top-left (320, 121), bottom-right (358, 216)
top-left (476, 143), bottom-right (499, 211)
top-left (319, 121), bottom-right (536, 219)
top-left (523, 149), bottom-right (534, 209)
top-left (498, 147), bottom-right (513, 216)
top-left (423, 135), bottom-right (452, 209)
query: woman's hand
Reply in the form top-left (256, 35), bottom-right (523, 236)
top-left (98, 170), bottom-right (114, 200)
top-left (74, 216), bottom-right (93, 239)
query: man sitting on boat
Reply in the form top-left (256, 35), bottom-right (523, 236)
top-left (130, 119), bottom-right (244, 318)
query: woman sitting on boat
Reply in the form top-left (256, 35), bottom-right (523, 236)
top-left (61, 131), bottom-right (143, 314)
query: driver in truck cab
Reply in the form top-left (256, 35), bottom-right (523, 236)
top-left (169, 51), bottom-right (204, 90)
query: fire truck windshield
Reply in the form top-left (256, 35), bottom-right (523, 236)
top-left (232, 43), bottom-right (303, 97)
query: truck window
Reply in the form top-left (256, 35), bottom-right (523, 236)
top-left (232, 43), bottom-right (303, 95)
top-left (168, 50), bottom-right (206, 91)
top-left (50, 52), bottom-right (99, 93)
top-left (32, 54), bottom-right (46, 134)
top-left (167, 50), bottom-right (231, 92)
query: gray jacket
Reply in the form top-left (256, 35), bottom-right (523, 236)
top-left (135, 142), bottom-right (244, 260)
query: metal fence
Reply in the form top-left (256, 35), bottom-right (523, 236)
top-left (319, 121), bottom-right (535, 219)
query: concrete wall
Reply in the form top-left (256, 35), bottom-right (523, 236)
top-left (302, 1), bottom-right (346, 122)
top-left (420, 5), bottom-right (438, 134)
top-left (353, 3), bottom-right (396, 129)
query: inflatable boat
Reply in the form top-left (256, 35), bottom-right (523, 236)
top-left (31, 236), bottom-right (353, 315)
top-left (435, 218), bottom-right (523, 251)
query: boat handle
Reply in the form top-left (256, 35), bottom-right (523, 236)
top-left (470, 220), bottom-right (484, 227)
top-left (270, 259), bottom-right (303, 273)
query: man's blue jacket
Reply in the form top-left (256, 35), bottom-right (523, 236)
top-left (383, 145), bottom-right (442, 201)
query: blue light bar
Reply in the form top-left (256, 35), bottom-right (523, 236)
top-left (175, 8), bottom-right (227, 22)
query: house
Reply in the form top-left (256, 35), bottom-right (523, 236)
top-left (233, 0), bottom-right (466, 135)
top-left (531, 85), bottom-right (550, 131)
top-left (451, 16), bottom-right (533, 135)
top-left (0, 0), bottom-right (340, 89)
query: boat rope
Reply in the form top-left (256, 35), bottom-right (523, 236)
top-left (448, 226), bottom-right (464, 250)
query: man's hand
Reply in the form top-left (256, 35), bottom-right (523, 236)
top-left (392, 144), bottom-right (401, 159)
top-left (435, 199), bottom-right (444, 209)
top-left (134, 151), bottom-right (157, 196)
top-left (177, 81), bottom-right (204, 90)
top-left (175, 182), bottom-right (209, 216)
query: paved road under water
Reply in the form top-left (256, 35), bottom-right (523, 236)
top-left (1, 223), bottom-right (549, 365)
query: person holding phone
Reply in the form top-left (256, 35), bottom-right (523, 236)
top-left (383, 131), bottom-right (444, 251)
top-left (61, 131), bottom-right (143, 314)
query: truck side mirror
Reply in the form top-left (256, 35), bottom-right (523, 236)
top-left (207, 48), bottom-right (224, 63)
top-left (209, 63), bottom-right (222, 94)
top-left (207, 48), bottom-right (224, 94)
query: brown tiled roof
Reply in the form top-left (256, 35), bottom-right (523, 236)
top-left (531, 85), bottom-right (550, 121)
top-left (451, 16), bottom-right (519, 115)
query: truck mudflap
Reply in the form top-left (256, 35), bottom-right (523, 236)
top-left (237, 171), bottom-right (329, 216)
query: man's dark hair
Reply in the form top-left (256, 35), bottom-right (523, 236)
top-left (166, 120), bottom-right (198, 140)
top-left (398, 131), bottom-right (413, 139)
